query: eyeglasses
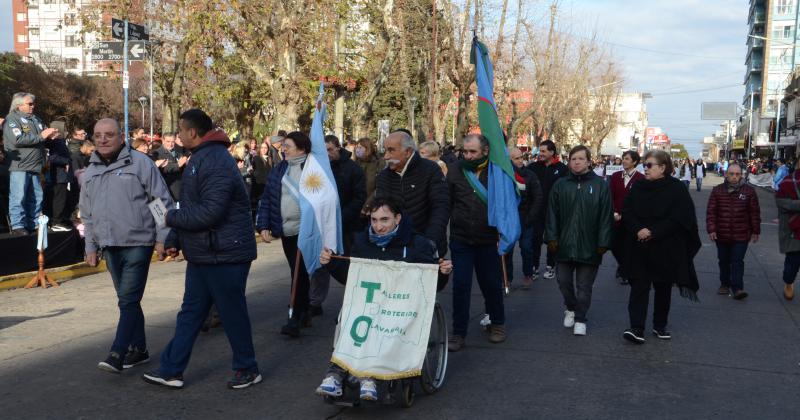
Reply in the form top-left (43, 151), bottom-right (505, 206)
top-left (644, 162), bottom-right (662, 169)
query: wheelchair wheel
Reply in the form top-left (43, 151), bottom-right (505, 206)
top-left (420, 302), bottom-right (448, 395)
top-left (400, 380), bottom-right (415, 408)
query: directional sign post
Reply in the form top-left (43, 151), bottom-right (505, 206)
top-left (90, 41), bottom-right (146, 61)
top-left (112, 18), bottom-right (149, 41)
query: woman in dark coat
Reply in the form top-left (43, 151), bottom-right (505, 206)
top-left (622, 150), bottom-right (700, 344)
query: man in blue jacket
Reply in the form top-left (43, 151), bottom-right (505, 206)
top-left (143, 109), bottom-right (260, 390)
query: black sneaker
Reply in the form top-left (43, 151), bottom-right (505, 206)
top-left (280, 318), bottom-right (300, 338)
top-left (142, 370), bottom-right (184, 389)
top-left (98, 352), bottom-right (124, 373)
top-left (652, 328), bottom-right (672, 340)
top-left (9, 228), bottom-right (28, 237)
top-left (623, 328), bottom-right (645, 344)
top-left (123, 349), bottom-right (150, 369)
top-left (309, 305), bottom-right (323, 318)
top-left (227, 369), bottom-right (263, 390)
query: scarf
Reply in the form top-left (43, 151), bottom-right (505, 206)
top-left (459, 155), bottom-right (488, 172)
top-left (369, 224), bottom-right (400, 248)
top-left (460, 156), bottom-right (489, 204)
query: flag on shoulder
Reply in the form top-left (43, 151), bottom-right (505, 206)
top-left (471, 36), bottom-right (521, 255)
top-left (295, 83), bottom-right (343, 273)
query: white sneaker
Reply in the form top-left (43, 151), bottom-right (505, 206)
top-left (573, 322), bottom-right (586, 336)
top-left (479, 313), bottom-right (491, 328)
top-left (316, 375), bottom-right (342, 397)
top-left (563, 310), bottom-right (575, 328)
top-left (544, 266), bottom-right (556, 279)
top-left (360, 378), bottom-right (378, 401)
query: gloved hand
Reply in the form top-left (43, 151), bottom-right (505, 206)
top-left (597, 247), bottom-right (608, 255)
top-left (547, 241), bottom-right (558, 253)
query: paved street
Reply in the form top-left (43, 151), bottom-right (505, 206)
top-left (1, 174), bottom-right (799, 419)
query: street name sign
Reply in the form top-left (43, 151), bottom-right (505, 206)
top-left (111, 18), bottom-right (149, 41)
top-left (91, 41), bottom-right (146, 61)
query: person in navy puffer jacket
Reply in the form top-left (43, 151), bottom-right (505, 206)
top-left (143, 109), bottom-right (261, 391)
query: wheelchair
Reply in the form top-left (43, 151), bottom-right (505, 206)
top-left (322, 301), bottom-right (448, 408)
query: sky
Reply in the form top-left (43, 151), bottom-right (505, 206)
top-left (571, 0), bottom-right (747, 157)
top-left (0, 2), bottom-right (11, 53)
top-left (0, 1), bottom-right (747, 157)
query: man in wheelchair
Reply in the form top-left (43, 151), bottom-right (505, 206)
top-left (315, 196), bottom-right (452, 401)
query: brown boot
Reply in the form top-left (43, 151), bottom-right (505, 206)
top-left (785, 283), bottom-right (795, 300)
top-left (717, 286), bottom-right (730, 295)
top-left (488, 325), bottom-right (506, 343)
top-left (447, 335), bottom-right (465, 352)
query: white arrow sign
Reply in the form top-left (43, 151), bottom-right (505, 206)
top-left (112, 21), bottom-right (124, 38)
top-left (129, 43), bottom-right (144, 58)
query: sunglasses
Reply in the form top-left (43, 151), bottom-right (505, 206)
top-left (644, 162), bottom-right (662, 169)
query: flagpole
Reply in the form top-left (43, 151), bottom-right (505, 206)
top-left (500, 253), bottom-right (510, 295)
top-left (289, 250), bottom-right (301, 319)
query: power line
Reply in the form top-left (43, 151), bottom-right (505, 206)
top-left (651, 83), bottom-right (742, 96)
top-left (600, 40), bottom-right (741, 60)
top-left (650, 70), bottom-right (744, 93)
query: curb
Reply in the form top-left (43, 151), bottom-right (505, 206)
top-left (0, 235), bottom-right (270, 292)
top-left (0, 252), bottom-right (163, 292)
top-left (0, 261), bottom-right (108, 291)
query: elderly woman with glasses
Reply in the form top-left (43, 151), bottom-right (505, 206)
top-left (621, 150), bottom-right (701, 344)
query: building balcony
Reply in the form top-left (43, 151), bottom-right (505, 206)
top-left (749, 9), bottom-right (766, 24)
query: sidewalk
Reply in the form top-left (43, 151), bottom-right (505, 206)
top-left (0, 173), bottom-right (798, 419)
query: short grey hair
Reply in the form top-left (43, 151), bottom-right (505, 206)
top-left (390, 130), bottom-right (417, 151)
top-left (463, 134), bottom-right (489, 150)
top-left (10, 92), bottom-right (34, 113)
top-left (419, 140), bottom-right (440, 157)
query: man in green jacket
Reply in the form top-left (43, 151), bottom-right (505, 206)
top-left (545, 145), bottom-right (613, 336)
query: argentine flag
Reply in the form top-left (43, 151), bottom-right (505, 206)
top-left (296, 83), bottom-right (343, 274)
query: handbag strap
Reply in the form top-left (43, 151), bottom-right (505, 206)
top-left (792, 174), bottom-right (800, 200)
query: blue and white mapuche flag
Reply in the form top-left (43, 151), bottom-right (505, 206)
top-left (296, 83), bottom-right (343, 274)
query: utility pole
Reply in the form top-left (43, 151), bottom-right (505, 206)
top-left (430, 0), bottom-right (438, 142)
top-left (747, 91), bottom-right (754, 160)
top-left (123, 20), bottom-right (129, 145)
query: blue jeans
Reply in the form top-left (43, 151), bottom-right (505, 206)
top-left (8, 171), bottom-right (43, 231)
top-left (717, 241), bottom-right (748, 292)
top-left (450, 239), bottom-right (505, 337)
top-left (159, 262), bottom-right (258, 376)
top-left (783, 251), bottom-right (800, 285)
top-left (104, 246), bottom-right (154, 355)
top-left (696, 178), bottom-right (703, 191)
top-left (505, 225), bottom-right (536, 282)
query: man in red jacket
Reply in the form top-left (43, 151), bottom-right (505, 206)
top-left (706, 163), bottom-right (761, 299)
top-left (609, 150), bottom-right (645, 284)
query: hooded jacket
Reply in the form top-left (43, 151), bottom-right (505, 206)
top-left (164, 129), bottom-right (257, 264)
top-left (3, 109), bottom-right (47, 172)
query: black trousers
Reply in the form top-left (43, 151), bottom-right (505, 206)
top-left (45, 183), bottom-right (71, 225)
top-left (610, 225), bottom-right (626, 275)
top-left (280, 235), bottom-right (310, 319)
top-left (628, 277), bottom-right (672, 330)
